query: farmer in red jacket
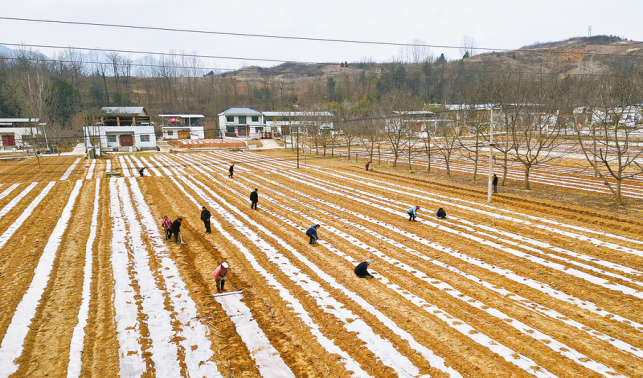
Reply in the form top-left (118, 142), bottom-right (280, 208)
top-left (213, 262), bottom-right (230, 293)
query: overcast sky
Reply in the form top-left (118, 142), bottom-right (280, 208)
top-left (1, 0), bottom-right (642, 72)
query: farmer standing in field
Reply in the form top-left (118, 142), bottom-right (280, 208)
top-left (213, 262), bottom-right (230, 293)
top-left (161, 216), bottom-right (172, 240)
top-left (354, 260), bottom-right (373, 278)
top-left (170, 217), bottom-right (182, 244)
top-left (139, 167), bottom-right (146, 177)
top-left (493, 174), bottom-right (499, 193)
top-left (201, 206), bottom-right (211, 234)
top-left (306, 224), bottom-right (320, 245)
top-left (408, 205), bottom-right (420, 221)
top-left (365, 162), bottom-right (370, 171)
top-left (250, 188), bottom-right (259, 210)
top-left (229, 164), bottom-right (234, 178)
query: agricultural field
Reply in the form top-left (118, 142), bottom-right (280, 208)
top-left (0, 150), bottom-right (642, 378)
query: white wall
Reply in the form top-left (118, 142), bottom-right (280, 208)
top-left (218, 113), bottom-right (264, 137)
top-left (84, 125), bottom-right (157, 150)
top-left (162, 127), bottom-right (205, 140)
top-left (0, 126), bottom-right (40, 148)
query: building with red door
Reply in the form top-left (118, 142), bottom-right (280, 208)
top-left (83, 107), bottom-right (157, 154)
top-left (0, 118), bottom-right (44, 151)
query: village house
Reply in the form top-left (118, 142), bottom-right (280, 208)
top-left (217, 107), bottom-right (264, 139)
top-left (83, 106), bottom-right (156, 154)
top-left (159, 114), bottom-right (205, 140)
top-left (0, 118), bottom-right (45, 151)
top-left (263, 111), bottom-right (335, 136)
top-left (384, 110), bottom-right (436, 138)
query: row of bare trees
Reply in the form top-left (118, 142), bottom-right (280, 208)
top-left (300, 67), bottom-right (643, 205)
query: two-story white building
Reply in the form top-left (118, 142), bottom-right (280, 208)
top-left (83, 106), bottom-right (157, 154)
top-left (0, 118), bottom-right (43, 151)
top-left (159, 114), bottom-right (205, 140)
top-left (218, 107), bottom-right (264, 139)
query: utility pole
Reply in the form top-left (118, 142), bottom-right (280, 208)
top-left (296, 125), bottom-right (300, 168)
top-left (488, 107), bottom-right (494, 203)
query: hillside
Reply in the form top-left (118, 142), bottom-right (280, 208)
top-left (465, 36), bottom-right (643, 75)
top-left (224, 36), bottom-right (643, 81)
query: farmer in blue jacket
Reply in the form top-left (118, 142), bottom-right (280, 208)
top-left (306, 224), bottom-right (320, 245)
top-left (408, 205), bottom-right (420, 221)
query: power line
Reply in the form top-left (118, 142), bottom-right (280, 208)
top-left (0, 16), bottom-right (503, 51)
top-left (1, 16), bottom-right (643, 59)
top-left (3, 42), bottom-right (642, 80)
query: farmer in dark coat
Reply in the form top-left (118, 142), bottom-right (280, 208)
top-left (306, 224), bottom-right (320, 245)
top-left (492, 174), bottom-right (498, 193)
top-left (139, 167), bottom-right (146, 177)
top-left (250, 188), bottom-right (259, 210)
top-left (201, 206), bottom-right (211, 234)
top-left (354, 260), bottom-right (373, 278)
top-left (170, 217), bottom-right (182, 244)
top-left (229, 164), bottom-right (234, 178)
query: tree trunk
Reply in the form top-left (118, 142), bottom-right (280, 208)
top-left (524, 165), bottom-right (531, 190)
top-left (472, 149), bottom-right (478, 180)
top-left (501, 151), bottom-right (509, 185)
top-left (616, 177), bottom-right (622, 206)
top-left (445, 157), bottom-right (451, 177)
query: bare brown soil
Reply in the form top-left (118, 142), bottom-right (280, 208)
top-left (0, 151), bottom-right (642, 377)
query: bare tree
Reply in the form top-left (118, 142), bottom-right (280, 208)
top-left (381, 90), bottom-right (419, 166)
top-left (456, 104), bottom-right (491, 181)
top-left (507, 72), bottom-right (564, 190)
top-left (461, 35), bottom-right (477, 58)
top-left (421, 116), bottom-right (436, 173)
top-left (433, 112), bottom-right (460, 177)
top-left (573, 73), bottom-right (643, 205)
top-left (358, 109), bottom-right (383, 163)
top-left (398, 39), bottom-right (433, 64)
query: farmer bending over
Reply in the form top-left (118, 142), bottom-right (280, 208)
top-left (306, 224), bottom-right (320, 245)
top-left (354, 260), bottom-right (373, 278)
top-left (408, 205), bottom-right (420, 221)
top-left (213, 262), bottom-right (230, 293)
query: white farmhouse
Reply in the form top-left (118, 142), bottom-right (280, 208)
top-left (384, 111), bottom-right (436, 138)
top-left (0, 118), bottom-right (44, 151)
top-left (218, 107), bottom-right (265, 139)
top-left (263, 111), bottom-right (335, 136)
top-left (83, 106), bottom-right (156, 154)
top-left (159, 114), bottom-right (205, 140)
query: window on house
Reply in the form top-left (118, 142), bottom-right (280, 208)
top-left (167, 130), bottom-right (173, 136)
top-left (227, 126), bottom-right (236, 133)
top-left (238, 116), bottom-right (247, 124)
top-left (226, 116), bottom-right (234, 122)
top-left (141, 135), bottom-right (150, 142)
top-left (107, 135), bottom-right (117, 143)
top-left (252, 116), bottom-right (259, 123)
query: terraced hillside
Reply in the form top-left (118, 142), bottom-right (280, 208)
top-left (0, 151), bottom-right (641, 377)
